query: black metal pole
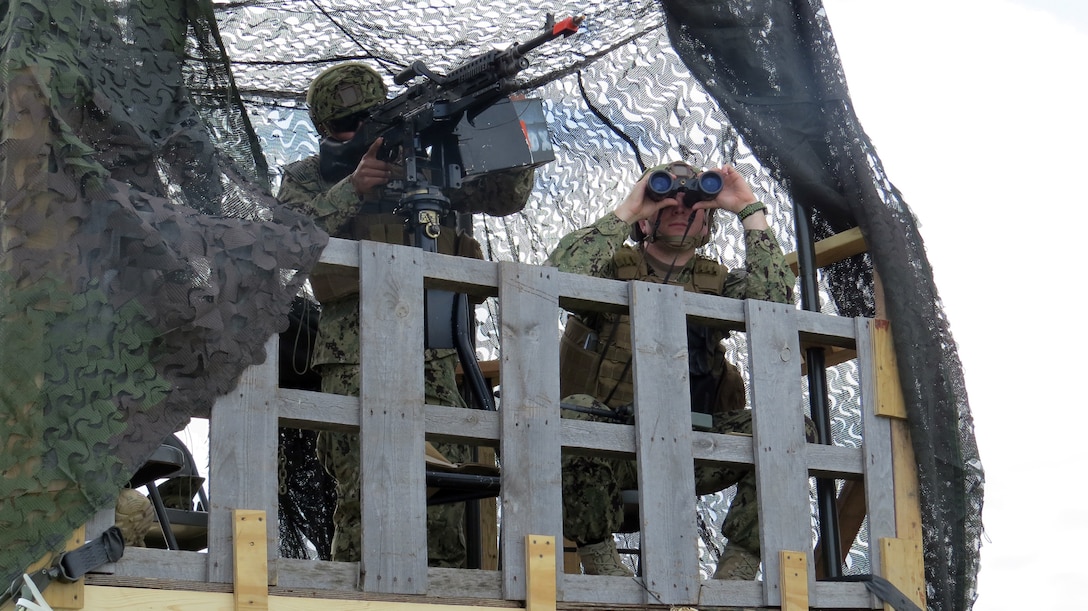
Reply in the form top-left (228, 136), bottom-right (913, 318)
top-left (791, 200), bottom-right (843, 578)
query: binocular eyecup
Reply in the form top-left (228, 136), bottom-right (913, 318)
top-left (645, 169), bottom-right (724, 203)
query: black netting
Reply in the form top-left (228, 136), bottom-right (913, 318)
top-left (1, 0), bottom-right (982, 608)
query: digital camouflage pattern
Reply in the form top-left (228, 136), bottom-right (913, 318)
top-left (276, 142), bottom-right (531, 565)
top-left (306, 63), bottom-right (388, 134)
top-left (547, 210), bottom-right (799, 560)
top-left (0, 0), bottom-right (327, 584)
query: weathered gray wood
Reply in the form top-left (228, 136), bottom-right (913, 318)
top-left (795, 308), bottom-right (859, 348)
top-left (279, 387), bottom-right (356, 431)
top-left (552, 267), bottom-right (630, 315)
top-left (745, 299), bottom-right (812, 606)
top-left (207, 335), bottom-right (279, 584)
top-left (560, 574), bottom-right (655, 605)
top-left (497, 261), bottom-right (563, 600)
top-left (812, 580), bottom-right (876, 608)
top-left (629, 281), bottom-right (699, 606)
top-left (856, 317), bottom-right (895, 590)
top-left (560, 416), bottom-right (637, 457)
top-left (357, 241), bottom-right (428, 594)
top-left (95, 547), bottom-right (208, 582)
top-left (693, 579), bottom-right (766, 608)
top-left (423, 403), bottom-right (500, 446)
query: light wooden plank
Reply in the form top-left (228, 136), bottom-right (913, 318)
top-left (628, 280), bottom-right (699, 606)
top-left (784, 226), bottom-right (867, 274)
top-left (872, 320), bottom-right (906, 419)
top-left (357, 241), bottom-right (428, 594)
top-left (745, 299), bottom-right (811, 607)
top-left (880, 537), bottom-right (925, 611)
top-left (232, 510), bottom-right (268, 611)
top-left (208, 336), bottom-right (279, 584)
top-left (84, 585), bottom-right (510, 611)
top-left (891, 420), bottom-right (922, 543)
top-left (525, 535), bottom-right (557, 611)
top-left (779, 551), bottom-right (809, 611)
top-left (497, 262), bottom-right (563, 600)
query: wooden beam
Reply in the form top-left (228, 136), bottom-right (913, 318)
top-left (525, 535), bottom-right (557, 611)
top-left (785, 227), bottom-right (867, 274)
top-left (779, 551), bottom-right (809, 611)
top-left (232, 510), bottom-right (268, 611)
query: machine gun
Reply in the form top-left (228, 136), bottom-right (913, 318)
top-left (319, 14), bottom-right (582, 413)
top-left (318, 13), bottom-right (582, 187)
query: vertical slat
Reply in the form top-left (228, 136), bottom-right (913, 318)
top-left (358, 241), bottom-right (427, 593)
top-left (208, 336), bottom-right (279, 584)
top-left (856, 317), bottom-right (895, 583)
top-left (525, 535), bottom-right (558, 611)
top-left (629, 281), bottom-right (699, 606)
top-left (745, 299), bottom-right (810, 606)
top-left (232, 509), bottom-right (268, 611)
top-left (779, 550), bottom-right (809, 611)
top-left (498, 262), bottom-right (562, 600)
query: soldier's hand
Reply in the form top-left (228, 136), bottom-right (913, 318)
top-left (613, 172), bottom-right (679, 224)
top-left (350, 137), bottom-right (397, 196)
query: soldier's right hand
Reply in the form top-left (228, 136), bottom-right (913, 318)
top-left (350, 137), bottom-right (397, 196)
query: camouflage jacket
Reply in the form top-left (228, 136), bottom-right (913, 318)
top-left (546, 211), bottom-right (796, 410)
top-left (277, 154), bottom-right (533, 367)
top-left (545, 211), bottom-right (795, 303)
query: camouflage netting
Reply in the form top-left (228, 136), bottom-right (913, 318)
top-left (0, 0), bottom-right (983, 609)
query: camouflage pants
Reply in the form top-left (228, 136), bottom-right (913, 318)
top-left (315, 353), bottom-right (470, 567)
top-left (560, 394), bottom-right (815, 557)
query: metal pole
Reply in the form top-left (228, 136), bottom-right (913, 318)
top-left (791, 200), bottom-right (843, 578)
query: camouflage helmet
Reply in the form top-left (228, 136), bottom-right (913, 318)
top-left (306, 62), bottom-right (388, 134)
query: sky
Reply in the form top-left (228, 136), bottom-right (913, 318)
top-left (821, 1), bottom-right (1088, 608)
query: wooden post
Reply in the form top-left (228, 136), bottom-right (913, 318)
top-left (232, 510), bottom-right (268, 611)
top-left (525, 535), bottom-right (557, 611)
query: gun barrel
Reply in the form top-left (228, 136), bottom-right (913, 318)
top-left (514, 15), bottom-right (583, 57)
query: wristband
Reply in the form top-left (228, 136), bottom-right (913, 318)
top-left (736, 201), bottom-right (766, 221)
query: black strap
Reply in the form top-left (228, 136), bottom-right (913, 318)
top-left (0, 527), bottom-right (125, 606)
top-left (57, 526), bottom-right (125, 581)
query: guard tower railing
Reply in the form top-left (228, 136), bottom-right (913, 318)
top-left (84, 236), bottom-right (921, 611)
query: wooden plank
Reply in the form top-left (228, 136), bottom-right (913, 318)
top-left (357, 241), bottom-right (428, 594)
top-left (525, 535), bottom-right (557, 611)
top-left (232, 510), bottom-right (268, 611)
top-left (745, 299), bottom-right (812, 607)
top-left (784, 226), bottom-right (867, 274)
top-left (209, 336), bottom-right (279, 584)
top-left (497, 262), bottom-right (563, 600)
top-left (779, 551), bottom-right (809, 611)
top-left (628, 281), bottom-right (699, 606)
top-left (84, 584), bottom-right (515, 611)
top-left (872, 320), bottom-right (906, 418)
top-left (891, 420), bottom-right (922, 544)
top-left (478, 447), bottom-right (500, 571)
top-left (880, 537), bottom-right (925, 611)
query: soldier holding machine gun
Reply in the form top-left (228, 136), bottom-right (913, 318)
top-left (548, 161), bottom-right (808, 579)
top-left (277, 15), bottom-right (580, 566)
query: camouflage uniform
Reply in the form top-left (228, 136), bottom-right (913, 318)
top-left (278, 143), bottom-right (533, 565)
top-left (545, 211), bottom-right (800, 559)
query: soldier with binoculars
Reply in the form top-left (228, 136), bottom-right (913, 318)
top-left (546, 160), bottom-right (799, 580)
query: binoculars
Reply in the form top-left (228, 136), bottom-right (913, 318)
top-left (645, 167), bottom-right (724, 204)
